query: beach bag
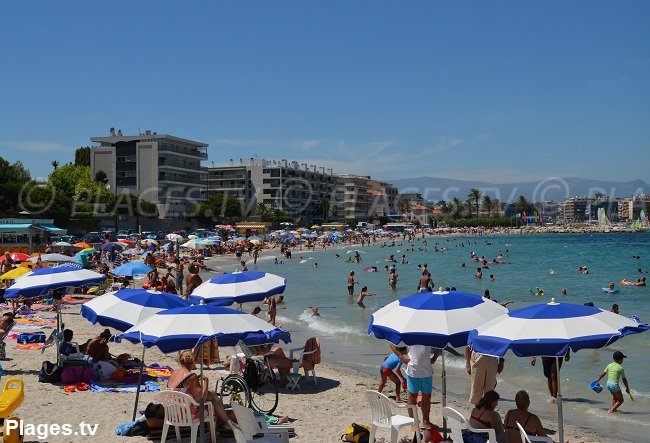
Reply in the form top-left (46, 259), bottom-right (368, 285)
top-left (244, 358), bottom-right (265, 389)
top-left (340, 423), bottom-right (370, 443)
top-left (93, 361), bottom-right (117, 380)
top-left (61, 366), bottom-right (94, 385)
top-left (17, 332), bottom-right (46, 344)
top-left (39, 361), bottom-right (63, 383)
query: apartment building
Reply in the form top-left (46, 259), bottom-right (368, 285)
top-left (205, 159), bottom-right (338, 219)
top-left (618, 195), bottom-right (650, 221)
top-left (334, 175), bottom-right (373, 222)
top-left (90, 129), bottom-right (208, 219)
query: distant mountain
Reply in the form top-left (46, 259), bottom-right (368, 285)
top-left (390, 177), bottom-right (649, 203)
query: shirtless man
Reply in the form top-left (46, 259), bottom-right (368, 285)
top-left (183, 264), bottom-right (202, 300)
top-left (388, 269), bottom-right (399, 289)
top-left (418, 270), bottom-right (432, 292)
top-left (347, 271), bottom-right (357, 296)
top-left (357, 286), bottom-right (375, 309)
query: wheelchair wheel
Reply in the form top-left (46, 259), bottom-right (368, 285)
top-left (249, 365), bottom-right (278, 415)
top-left (219, 375), bottom-right (250, 409)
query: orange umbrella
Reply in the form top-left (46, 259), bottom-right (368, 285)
top-left (73, 242), bottom-right (92, 249)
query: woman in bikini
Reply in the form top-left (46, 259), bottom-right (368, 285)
top-left (503, 390), bottom-right (548, 443)
top-left (167, 350), bottom-right (233, 426)
top-left (468, 390), bottom-right (505, 443)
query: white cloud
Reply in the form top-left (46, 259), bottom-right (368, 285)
top-left (296, 139), bottom-right (322, 150)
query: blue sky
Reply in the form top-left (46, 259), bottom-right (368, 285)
top-left (0, 1), bottom-right (648, 183)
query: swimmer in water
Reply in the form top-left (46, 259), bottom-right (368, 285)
top-left (356, 286), bottom-right (375, 309)
top-left (308, 306), bottom-right (321, 317)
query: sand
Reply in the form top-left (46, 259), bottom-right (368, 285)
top-left (2, 303), bottom-right (607, 443)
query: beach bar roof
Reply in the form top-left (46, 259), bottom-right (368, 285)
top-left (0, 218), bottom-right (66, 235)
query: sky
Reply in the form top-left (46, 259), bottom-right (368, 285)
top-left (0, 1), bottom-right (648, 183)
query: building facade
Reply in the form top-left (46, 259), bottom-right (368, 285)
top-left (205, 159), bottom-right (338, 220)
top-left (90, 129), bottom-right (208, 219)
top-left (618, 195), bottom-right (650, 221)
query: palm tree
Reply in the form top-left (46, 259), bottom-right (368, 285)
top-left (491, 199), bottom-right (502, 217)
top-left (482, 195), bottom-right (493, 217)
top-left (253, 202), bottom-right (274, 221)
top-left (397, 200), bottom-right (410, 219)
top-left (468, 188), bottom-right (482, 220)
top-left (319, 199), bottom-right (331, 221)
top-left (51, 160), bottom-right (59, 170)
top-left (450, 197), bottom-right (463, 220)
top-left (517, 195), bottom-right (532, 215)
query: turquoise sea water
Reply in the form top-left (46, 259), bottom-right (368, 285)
top-left (224, 233), bottom-right (650, 442)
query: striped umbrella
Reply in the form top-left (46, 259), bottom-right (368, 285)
top-left (368, 290), bottom-right (508, 436)
top-left (189, 271), bottom-right (286, 306)
top-left (468, 299), bottom-right (649, 443)
top-left (4, 263), bottom-right (106, 299)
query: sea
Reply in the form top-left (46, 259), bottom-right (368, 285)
top-left (213, 232), bottom-right (650, 442)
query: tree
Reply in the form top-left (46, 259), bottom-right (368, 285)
top-left (94, 170), bottom-right (108, 184)
top-left (468, 188), bottom-right (482, 220)
top-left (190, 193), bottom-right (241, 224)
top-left (517, 195), bottom-right (532, 215)
top-left (253, 202), bottom-right (275, 222)
top-left (319, 198), bottom-right (331, 221)
top-left (491, 199), bottom-right (502, 217)
top-left (75, 147), bottom-right (91, 167)
top-left (51, 160), bottom-right (59, 170)
top-left (450, 197), bottom-right (464, 220)
top-left (19, 183), bottom-right (73, 227)
top-left (0, 157), bottom-right (32, 217)
top-left (397, 200), bottom-right (410, 219)
top-left (482, 195), bottom-right (493, 217)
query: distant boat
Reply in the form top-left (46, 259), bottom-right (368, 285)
top-left (631, 210), bottom-right (648, 231)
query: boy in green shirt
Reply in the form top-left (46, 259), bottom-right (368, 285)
top-left (595, 351), bottom-right (631, 413)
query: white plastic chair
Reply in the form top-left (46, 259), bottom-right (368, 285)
top-left (157, 390), bottom-right (216, 443)
top-left (516, 421), bottom-right (553, 443)
top-left (231, 403), bottom-right (290, 443)
top-left (366, 390), bottom-right (420, 443)
top-left (230, 420), bottom-right (283, 443)
top-left (288, 338), bottom-right (319, 384)
top-left (442, 406), bottom-right (497, 443)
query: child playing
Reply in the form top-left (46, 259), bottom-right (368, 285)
top-left (594, 351), bottom-right (631, 413)
top-left (378, 347), bottom-right (407, 402)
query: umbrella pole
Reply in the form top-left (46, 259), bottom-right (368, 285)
top-left (556, 356), bottom-right (564, 443)
top-left (441, 348), bottom-right (447, 439)
top-left (132, 347), bottom-right (146, 421)
top-left (199, 345), bottom-right (205, 443)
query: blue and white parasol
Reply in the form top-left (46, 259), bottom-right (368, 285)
top-left (369, 290), bottom-right (508, 347)
top-left (4, 263), bottom-right (106, 299)
top-left (468, 299), bottom-right (648, 443)
top-left (119, 303), bottom-right (291, 353)
top-left (189, 270), bottom-right (286, 306)
top-left (81, 289), bottom-right (189, 332)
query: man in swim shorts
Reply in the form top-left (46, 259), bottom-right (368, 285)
top-left (531, 351), bottom-right (570, 401)
top-left (391, 343), bottom-right (439, 429)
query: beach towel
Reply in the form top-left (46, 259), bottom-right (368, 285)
top-left (14, 343), bottom-right (45, 350)
top-left (302, 337), bottom-right (321, 371)
top-left (145, 364), bottom-right (173, 379)
top-left (89, 380), bottom-right (160, 393)
top-left (62, 295), bottom-right (93, 305)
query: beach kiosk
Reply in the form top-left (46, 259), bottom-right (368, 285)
top-left (0, 219), bottom-right (66, 254)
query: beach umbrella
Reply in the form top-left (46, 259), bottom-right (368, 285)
top-left (118, 239), bottom-right (135, 246)
top-left (28, 253), bottom-right (80, 264)
top-left (81, 289), bottom-right (190, 419)
top-left (189, 271), bottom-right (286, 306)
top-left (112, 261), bottom-right (154, 277)
top-left (100, 242), bottom-right (123, 252)
top-left (120, 303), bottom-right (291, 441)
top-left (0, 267), bottom-right (31, 281)
top-left (1, 252), bottom-right (31, 263)
top-left (52, 241), bottom-right (72, 247)
top-left (187, 234), bottom-right (198, 239)
top-left (467, 298), bottom-right (649, 443)
top-left (166, 233), bottom-right (184, 241)
top-left (368, 290), bottom-right (508, 437)
top-left (73, 242), bottom-right (92, 249)
top-left (79, 247), bottom-right (95, 254)
top-left (4, 263), bottom-right (106, 299)
top-left (181, 240), bottom-right (207, 250)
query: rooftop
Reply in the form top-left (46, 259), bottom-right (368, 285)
top-left (91, 132), bottom-right (208, 148)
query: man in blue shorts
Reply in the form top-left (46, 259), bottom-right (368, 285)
top-left (391, 343), bottom-right (439, 429)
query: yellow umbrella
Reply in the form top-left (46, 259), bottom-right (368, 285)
top-left (0, 267), bottom-right (31, 280)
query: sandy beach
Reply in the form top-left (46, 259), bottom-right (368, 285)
top-left (2, 299), bottom-right (606, 443)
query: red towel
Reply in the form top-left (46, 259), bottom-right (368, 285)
top-left (302, 337), bottom-right (321, 371)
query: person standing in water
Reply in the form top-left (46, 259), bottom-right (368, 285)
top-left (357, 286), bottom-right (375, 309)
top-left (347, 271), bottom-right (357, 296)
